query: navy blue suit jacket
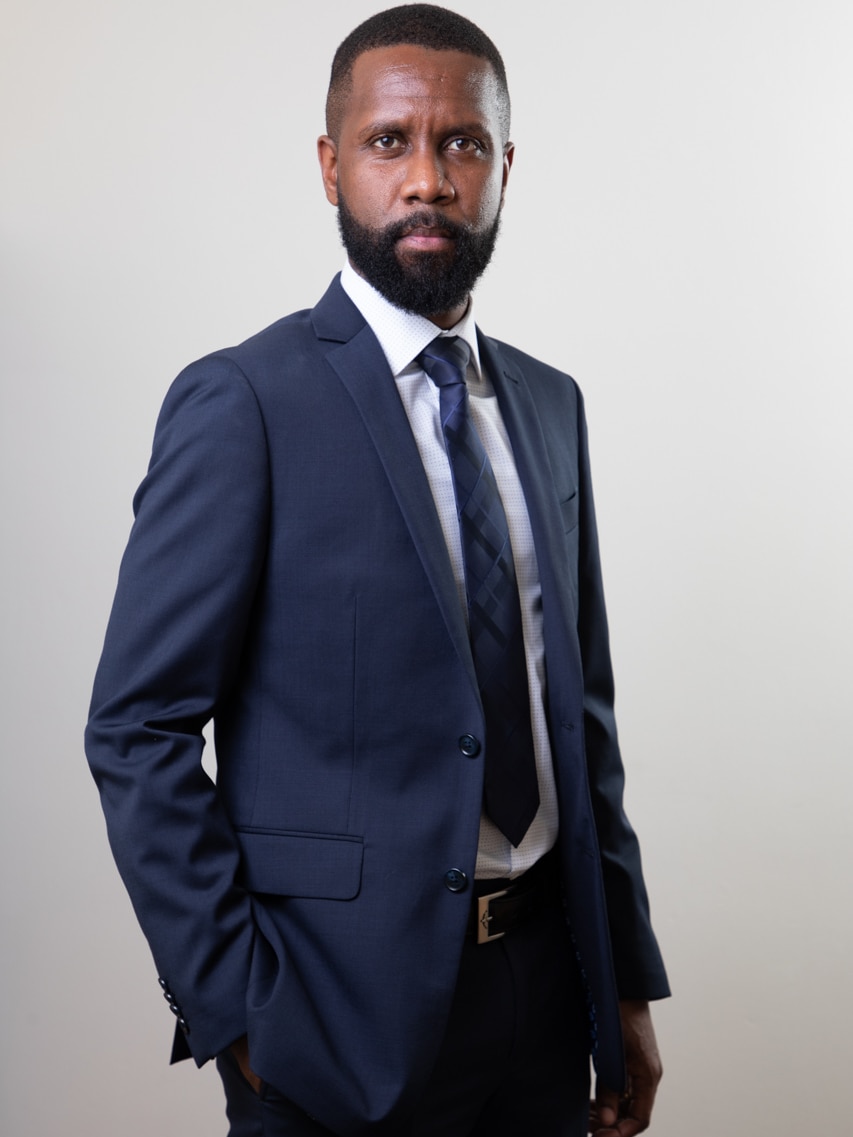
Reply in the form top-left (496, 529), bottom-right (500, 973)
top-left (86, 276), bottom-right (668, 1134)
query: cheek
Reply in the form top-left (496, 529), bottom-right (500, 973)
top-left (468, 174), bottom-right (505, 227)
top-left (339, 167), bottom-right (396, 219)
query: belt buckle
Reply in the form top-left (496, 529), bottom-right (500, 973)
top-left (476, 888), bottom-right (509, 944)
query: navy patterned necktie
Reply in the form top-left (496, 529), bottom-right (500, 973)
top-left (419, 336), bottom-right (539, 847)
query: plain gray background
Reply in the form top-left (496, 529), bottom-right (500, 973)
top-left (2, 1), bottom-right (851, 1133)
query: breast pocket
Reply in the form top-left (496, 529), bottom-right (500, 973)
top-left (560, 489), bottom-right (579, 534)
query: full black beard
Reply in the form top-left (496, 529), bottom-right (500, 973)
top-left (337, 194), bottom-right (501, 318)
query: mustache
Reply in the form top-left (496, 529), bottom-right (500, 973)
top-left (384, 212), bottom-right (466, 242)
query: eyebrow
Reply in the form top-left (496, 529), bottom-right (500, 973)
top-left (356, 119), bottom-right (493, 142)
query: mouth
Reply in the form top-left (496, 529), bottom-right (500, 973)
top-left (396, 226), bottom-right (456, 253)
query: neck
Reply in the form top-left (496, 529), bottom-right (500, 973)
top-left (427, 297), bottom-right (470, 330)
top-left (346, 259), bottom-right (470, 330)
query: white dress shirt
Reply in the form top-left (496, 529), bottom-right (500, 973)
top-left (341, 262), bottom-right (558, 879)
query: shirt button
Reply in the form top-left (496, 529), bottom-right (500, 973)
top-left (458, 734), bottom-right (481, 757)
top-left (444, 869), bottom-right (469, 893)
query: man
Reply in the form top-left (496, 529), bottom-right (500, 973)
top-left (86, 6), bottom-right (669, 1136)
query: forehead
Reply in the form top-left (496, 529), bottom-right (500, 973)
top-left (346, 45), bottom-right (501, 126)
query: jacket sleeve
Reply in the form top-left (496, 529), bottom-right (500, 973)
top-left (575, 385), bottom-right (670, 1002)
top-left (85, 355), bottom-right (271, 1063)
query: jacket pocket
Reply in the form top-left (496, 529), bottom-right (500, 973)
top-left (234, 828), bottom-right (363, 899)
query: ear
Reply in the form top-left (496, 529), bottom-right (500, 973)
top-left (317, 135), bottom-right (339, 206)
top-left (500, 142), bottom-right (515, 207)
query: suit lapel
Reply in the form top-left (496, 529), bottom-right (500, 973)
top-left (478, 334), bottom-right (578, 638)
top-left (313, 279), bottom-right (478, 695)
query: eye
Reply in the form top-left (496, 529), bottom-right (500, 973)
top-left (446, 137), bottom-right (484, 154)
top-left (372, 135), bottom-right (401, 151)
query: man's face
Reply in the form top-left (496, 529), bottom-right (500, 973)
top-left (318, 45), bottom-right (513, 327)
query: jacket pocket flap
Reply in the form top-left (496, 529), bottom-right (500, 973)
top-left (234, 829), bottom-right (363, 899)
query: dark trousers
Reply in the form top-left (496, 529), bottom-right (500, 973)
top-left (217, 903), bottom-right (590, 1137)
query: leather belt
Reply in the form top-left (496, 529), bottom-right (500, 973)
top-left (467, 850), bottom-right (559, 944)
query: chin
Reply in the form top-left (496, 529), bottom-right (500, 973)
top-left (395, 247), bottom-right (456, 273)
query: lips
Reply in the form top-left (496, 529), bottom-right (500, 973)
top-left (402, 225), bottom-right (453, 239)
top-left (388, 211), bottom-right (462, 251)
top-left (396, 225), bottom-right (456, 252)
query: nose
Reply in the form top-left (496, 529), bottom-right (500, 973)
top-left (401, 146), bottom-right (454, 203)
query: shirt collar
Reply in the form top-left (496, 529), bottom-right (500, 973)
top-left (341, 260), bottom-right (483, 381)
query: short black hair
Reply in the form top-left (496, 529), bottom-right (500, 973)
top-left (326, 4), bottom-right (510, 144)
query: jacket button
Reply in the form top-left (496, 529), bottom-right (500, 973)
top-left (177, 1017), bottom-right (190, 1035)
top-left (444, 869), bottom-right (468, 893)
top-left (458, 734), bottom-right (481, 757)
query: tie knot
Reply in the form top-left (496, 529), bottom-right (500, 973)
top-left (418, 336), bottom-right (472, 390)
